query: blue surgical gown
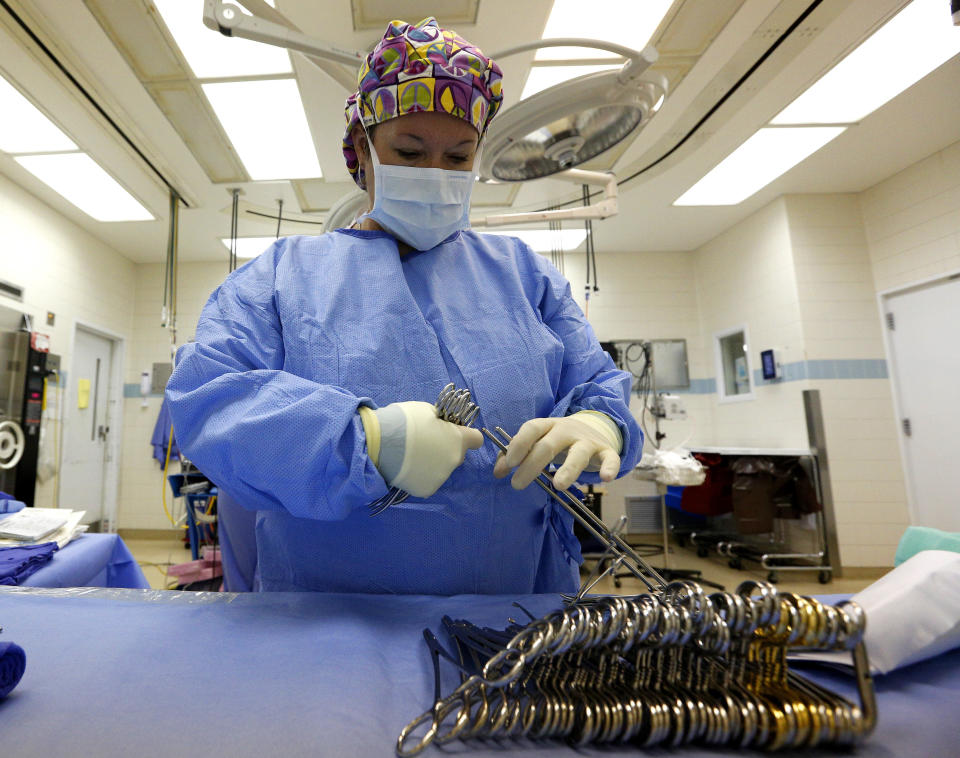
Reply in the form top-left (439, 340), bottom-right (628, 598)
top-left (166, 229), bottom-right (642, 594)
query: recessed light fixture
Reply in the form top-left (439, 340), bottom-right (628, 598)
top-left (15, 153), bottom-right (154, 221)
top-left (154, 0), bottom-right (290, 78)
top-left (535, 0), bottom-right (673, 60)
top-left (202, 79), bottom-right (322, 180)
top-left (478, 228), bottom-right (588, 252)
top-left (220, 236), bottom-right (282, 259)
top-left (0, 76), bottom-right (76, 153)
top-left (673, 127), bottom-right (846, 206)
top-left (772, 0), bottom-right (960, 124)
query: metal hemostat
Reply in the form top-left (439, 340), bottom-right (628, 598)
top-left (368, 384), bottom-right (481, 516)
top-left (374, 386), bottom-right (667, 597)
top-left (396, 582), bottom-right (877, 755)
top-left (481, 425), bottom-right (667, 592)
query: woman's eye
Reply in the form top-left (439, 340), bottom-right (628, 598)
top-left (397, 150), bottom-right (420, 159)
top-left (448, 156), bottom-right (469, 164)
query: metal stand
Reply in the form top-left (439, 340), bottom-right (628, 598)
top-left (617, 343), bottom-right (725, 591)
top-left (680, 390), bottom-right (839, 585)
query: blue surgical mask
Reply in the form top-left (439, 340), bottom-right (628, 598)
top-left (359, 137), bottom-right (478, 251)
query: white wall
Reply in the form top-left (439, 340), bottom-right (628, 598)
top-left (785, 194), bottom-right (910, 566)
top-left (564, 248), bottom-right (707, 524)
top-left (118, 261), bottom-right (229, 529)
top-left (861, 140), bottom-right (960, 293)
top-left (565, 183), bottom-right (927, 568)
top-left (0, 172), bottom-right (136, 512)
top-left (692, 198), bottom-right (811, 450)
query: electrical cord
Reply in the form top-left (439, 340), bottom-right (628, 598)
top-left (229, 189), bottom-right (240, 273)
top-left (161, 424), bottom-right (187, 530)
top-left (622, 341), bottom-right (660, 450)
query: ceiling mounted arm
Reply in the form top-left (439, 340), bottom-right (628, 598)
top-left (492, 38), bottom-right (659, 83)
top-left (202, 0), bottom-right (363, 89)
top-left (471, 169), bottom-right (617, 227)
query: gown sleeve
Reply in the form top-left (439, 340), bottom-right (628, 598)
top-left (518, 241), bottom-right (644, 479)
top-left (165, 242), bottom-right (387, 520)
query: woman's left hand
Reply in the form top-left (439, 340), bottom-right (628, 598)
top-left (492, 412), bottom-right (622, 491)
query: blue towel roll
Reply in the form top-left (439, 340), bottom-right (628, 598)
top-left (0, 641), bottom-right (26, 698)
top-left (895, 526), bottom-right (960, 566)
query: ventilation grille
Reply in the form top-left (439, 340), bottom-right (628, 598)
top-left (626, 495), bottom-right (663, 533)
top-left (0, 279), bottom-right (24, 302)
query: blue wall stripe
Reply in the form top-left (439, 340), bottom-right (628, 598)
top-left (119, 359), bottom-right (889, 400)
top-left (673, 359), bottom-right (891, 395)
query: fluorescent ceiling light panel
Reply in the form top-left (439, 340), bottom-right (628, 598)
top-left (221, 236), bottom-right (280, 259)
top-left (154, 0), bottom-right (289, 78)
top-left (0, 76), bottom-right (76, 153)
top-left (521, 64), bottom-right (621, 100)
top-left (536, 0), bottom-right (673, 60)
top-left (479, 229), bottom-right (587, 252)
top-left (772, 0), bottom-right (960, 124)
top-left (674, 126), bottom-right (846, 206)
top-left (203, 79), bottom-right (322, 180)
top-left (15, 153), bottom-right (153, 221)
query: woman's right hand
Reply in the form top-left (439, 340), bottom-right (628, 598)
top-left (360, 401), bottom-right (483, 497)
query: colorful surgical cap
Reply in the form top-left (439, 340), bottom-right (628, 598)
top-left (342, 17), bottom-right (504, 187)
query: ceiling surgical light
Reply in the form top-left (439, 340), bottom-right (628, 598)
top-left (481, 40), bottom-right (666, 183)
top-left (15, 153), bottom-right (154, 221)
top-left (520, 63), bottom-right (622, 100)
top-left (202, 1), bottom-right (669, 223)
top-left (673, 126), bottom-right (846, 206)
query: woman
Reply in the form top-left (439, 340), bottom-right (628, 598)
top-left (166, 17), bottom-right (642, 594)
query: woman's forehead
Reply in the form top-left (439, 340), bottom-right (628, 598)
top-left (378, 112), bottom-right (479, 144)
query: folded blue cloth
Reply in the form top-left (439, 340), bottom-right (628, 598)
top-left (0, 641), bottom-right (27, 698)
top-left (895, 526), bottom-right (960, 566)
top-left (0, 499), bottom-right (26, 514)
top-left (0, 542), bottom-right (59, 586)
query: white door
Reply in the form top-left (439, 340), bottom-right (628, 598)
top-left (885, 275), bottom-right (960, 531)
top-left (62, 328), bottom-right (114, 527)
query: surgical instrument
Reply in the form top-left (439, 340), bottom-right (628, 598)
top-left (368, 384), bottom-right (481, 516)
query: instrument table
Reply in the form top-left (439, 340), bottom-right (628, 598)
top-left (0, 589), bottom-right (957, 756)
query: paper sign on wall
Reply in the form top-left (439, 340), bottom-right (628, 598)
top-left (78, 379), bottom-right (90, 409)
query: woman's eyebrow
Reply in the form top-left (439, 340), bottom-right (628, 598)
top-left (394, 134), bottom-right (475, 148)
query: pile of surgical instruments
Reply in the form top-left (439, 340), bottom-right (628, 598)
top-left (380, 385), bottom-right (876, 755)
top-left (397, 581), bottom-right (876, 755)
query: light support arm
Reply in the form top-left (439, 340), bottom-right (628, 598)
top-left (491, 38), bottom-right (658, 80)
top-left (471, 169), bottom-right (617, 227)
top-left (202, 1), bottom-right (364, 69)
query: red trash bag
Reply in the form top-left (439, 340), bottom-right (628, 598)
top-left (680, 454), bottom-right (733, 516)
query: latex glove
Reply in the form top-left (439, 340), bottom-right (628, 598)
top-left (358, 402), bottom-right (483, 498)
top-left (492, 411), bottom-right (622, 491)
